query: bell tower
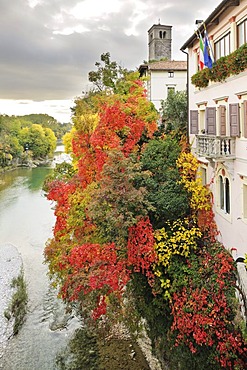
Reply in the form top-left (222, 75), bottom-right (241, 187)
top-left (148, 23), bottom-right (172, 61)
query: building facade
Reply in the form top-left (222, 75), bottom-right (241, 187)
top-left (139, 60), bottom-right (187, 112)
top-left (181, 0), bottom-right (247, 258)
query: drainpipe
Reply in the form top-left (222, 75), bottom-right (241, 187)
top-left (181, 48), bottom-right (189, 146)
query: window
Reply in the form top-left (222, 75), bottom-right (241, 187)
top-left (218, 173), bottom-right (231, 214)
top-left (167, 86), bottom-right (175, 95)
top-left (238, 19), bottom-right (247, 47)
top-left (219, 175), bottom-right (224, 210)
top-left (219, 105), bottom-right (226, 136)
top-left (229, 104), bottom-right (240, 137)
top-left (199, 110), bottom-right (205, 133)
top-left (168, 71), bottom-right (174, 78)
top-left (159, 31), bottom-right (166, 39)
top-left (206, 107), bottom-right (216, 135)
top-left (215, 33), bottom-right (230, 59)
top-left (225, 178), bottom-right (230, 214)
top-left (198, 167), bottom-right (207, 185)
top-left (190, 110), bottom-right (198, 134)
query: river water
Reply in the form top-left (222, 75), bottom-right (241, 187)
top-left (0, 149), bottom-right (80, 370)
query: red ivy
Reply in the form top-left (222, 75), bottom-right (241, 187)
top-left (61, 242), bottom-right (130, 319)
top-left (171, 247), bottom-right (247, 369)
top-left (127, 217), bottom-right (157, 285)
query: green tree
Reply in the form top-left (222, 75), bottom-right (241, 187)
top-left (19, 124), bottom-right (56, 159)
top-left (139, 136), bottom-right (190, 228)
top-left (44, 127), bottom-right (57, 156)
top-left (160, 90), bottom-right (187, 133)
top-left (88, 52), bottom-right (128, 92)
top-left (88, 150), bottom-right (152, 246)
top-left (21, 114), bottom-right (72, 139)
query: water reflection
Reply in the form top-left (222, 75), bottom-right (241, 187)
top-left (0, 161), bottom-right (80, 370)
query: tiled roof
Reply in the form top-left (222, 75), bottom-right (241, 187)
top-left (147, 60), bottom-right (187, 70)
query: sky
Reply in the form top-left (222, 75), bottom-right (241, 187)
top-left (0, 0), bottom-right (219, 123)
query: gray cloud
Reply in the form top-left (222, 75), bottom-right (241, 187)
top-left (0, 0), bottom-right (217, 102)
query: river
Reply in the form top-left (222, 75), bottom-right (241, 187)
top-left (0, 149), bottom-right (155, 370)
top-left (0, 148), bottom-right (80, 370)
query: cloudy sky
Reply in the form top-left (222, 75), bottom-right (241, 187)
top-left (0, 0), bottom-right (218, 123)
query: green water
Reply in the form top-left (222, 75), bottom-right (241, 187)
top-left (0, 161), bottom-right (79, 369)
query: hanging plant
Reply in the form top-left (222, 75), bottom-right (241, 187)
top-left (191, 43), bottom-right (247, 88)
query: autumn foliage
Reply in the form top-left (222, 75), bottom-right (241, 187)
top-left (44, 69), bottom-right (246, 369)
top-left (45, 73), bottom-right (158, 321)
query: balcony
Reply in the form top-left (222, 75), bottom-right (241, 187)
top-left (196, 135), bottom-right (236, 159)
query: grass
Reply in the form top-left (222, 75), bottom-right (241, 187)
top-left (4, 272), bottom-right (28, 335)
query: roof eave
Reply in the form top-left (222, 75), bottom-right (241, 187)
top-left (180, 0), bottom-right (240, 50)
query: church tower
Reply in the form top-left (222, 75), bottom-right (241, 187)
top-left (148, 23), bottom-right (172, 61)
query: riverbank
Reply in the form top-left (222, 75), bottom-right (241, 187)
top-left (0, 244), bottom-right (23, 359)
top-left (0, 243), bottom-right (163, 369)
top-left (56, 322), bottom-right (163, 370)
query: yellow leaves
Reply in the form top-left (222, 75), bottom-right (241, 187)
top-left (177, 152), bottom-right (212, 213)
top-left (154, 218), bottom-right (201, 264)
top-left (176, 152), bottom-right (198, 180)
top-left (78, 113), bottom-right (99, 134)
top-left (63, 127), bottom-right (76, 154)
top-left (153, 218), bottom-right (202, 300)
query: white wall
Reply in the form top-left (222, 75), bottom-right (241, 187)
top-left (149, 70), bottom-right (187, 111)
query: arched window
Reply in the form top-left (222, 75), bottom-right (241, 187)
top-left (218, 172), bottom-right (231, 214)
top-left (225, 178), bottom-right (230, 214)
top-left (159, 31), bottom-right (163, 38)
top-left (163, 31), bottom-right (166, 38)
top-left (219, 175), bottom-right (224, 210)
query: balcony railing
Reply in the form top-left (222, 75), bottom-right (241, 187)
top-left (196, 135), bottom-right (236, 159)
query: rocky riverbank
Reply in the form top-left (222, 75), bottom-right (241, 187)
top-left (0, 244), bottom-right (23, 359)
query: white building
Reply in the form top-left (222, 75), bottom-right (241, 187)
top-left (139, 61), bottom-right (187, 112)
top-left (139, 23), bottom-right (187, 112)
top-left (181, 0), bottom-right (247, 259)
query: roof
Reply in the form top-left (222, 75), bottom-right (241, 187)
top-left (180, 0), bottom-right (240, 50)
top-left (139, 61), bottom-right (187, 74)
top-left (148, 24), bottom-right (172, 33)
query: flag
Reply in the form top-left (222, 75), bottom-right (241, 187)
top-left (203, 28), bottom-right (215, 68)
top-left (198, 32), bottom-right (205, 70)
top-left (204, 34), bottom-right (213, 68)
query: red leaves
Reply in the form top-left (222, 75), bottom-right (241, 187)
top-left (47, 180), bottom-right (77, 237)
top-left (90, 102), bottom-right (146, 162)
top-left (171, 246), bottom-right (247, 369)
top-left (61, 242), bottom-right (130, 318)
top-left (127, 217), bottom-right (157, 285)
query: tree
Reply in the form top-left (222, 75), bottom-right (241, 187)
top-left (139, 137), bottom-right (190, 228)
top-left (21, 114), bottom-right (72, 139)
top-left (160, 90), bottom-right (187, 133)
top-left (19, 124), bottom-right (56, 159)
top-left (44, 71), bottom-right (158, 320)
top-left (88, 52), bottom-right (128, 92)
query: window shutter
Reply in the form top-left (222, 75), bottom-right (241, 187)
top-left (229, 103), bottom-right (240, 137)
top-left (219, 105), bottom-right (226, 136)
top-left (206, 107), bottom-right (216, 135)
top-left (190, 110), bottom-right (198, 134)
top-left (244, 101), bottom-right (247, 138)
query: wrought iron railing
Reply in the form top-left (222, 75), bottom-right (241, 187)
top-left (196, 135), bottom-right (236, 159)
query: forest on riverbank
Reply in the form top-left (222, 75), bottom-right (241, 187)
top-left (0, 114), bottom-right (71, 169)
top-left (44, 54), bottom-right (247, 369)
